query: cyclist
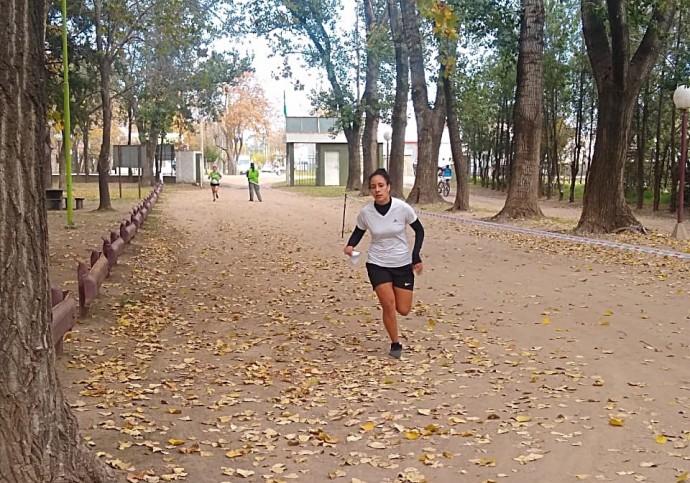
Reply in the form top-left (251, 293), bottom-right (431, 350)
top-left (442, 165), bottom-right (452, 186)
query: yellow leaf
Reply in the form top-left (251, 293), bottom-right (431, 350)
top-left (655, 434), bottom-right (667, 444)
top-left (603, 309), bottom-right (614, 316)
top-left (514, 415), bottom-right (531, 423)
top-left (541, 316), bottom-right (551, 325)
top-left (575, 475), bottom-right (590, 480)
top-left (608, 418), bottom-right (624, 427)
top-left (677, 472), bottom-right (688, 482)
top-left (167, 408), bottom-right (182, 414)
top-left (427, 318), bottom-right (436, 329)
top-left (360, 421), bottom-right (375, 432)
top-left (404, 430), bottom-right (421, 440)
top-left (167, 439), bottom-right (185, 446)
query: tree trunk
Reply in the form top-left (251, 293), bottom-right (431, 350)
top-left (495, 0), bottom-right (545, 220)
top-left (344, 127), bottom-right (362, 191)
top-left (359, 1), bottom-right (383, 197)
top-left (578, 0), bottom-right (677, 232)
top-left (401, 0), bottom-right (445, 205)
top-left (443, 56), bottom-right (469, 211)
top-left (96, 57), bottom-right (112, 209)
top-left (0, 0), bottom-right (116, 480)
top-left (578, 92), bottom-right (641, 231)
top-left (387, 0), bottom-right (408, 199)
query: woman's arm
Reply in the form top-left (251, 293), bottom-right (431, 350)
top-left (343, 226), bottom-right (366, 255)
top-left (410, 219), bottom-right (424, 264)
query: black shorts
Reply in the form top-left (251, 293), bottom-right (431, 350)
top-left (366, 263), bottom-right (414, 291)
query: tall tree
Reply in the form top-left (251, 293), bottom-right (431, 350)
top-left (577, 0), bottom-right (677, 233)
top-left (360, 1), bottom-right (389, 196)
top-left (247, 0), bottom-right (365, 190)
top-left (386, 0), bottom-right (409, 198)
top-left (401, 0), bottom-right (446, 204)
top-left (0, 0), bottom-right (115, 480)
top-left (495, 0), bottom-right (545, 219)
top-left (216, 73), bottom-right (271, 173)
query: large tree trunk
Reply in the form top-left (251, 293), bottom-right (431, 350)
top-left (0, 0), bottom-right (116, 480)
top-left (344, 127), bottom-right (363, 190)
top-left (577, 0), bottom-right (677, 232)
top-left (96, 61), bottom-right (113, 209)
top-left (443, 54), bottom-right (469, 211)
top-left (387, 0), bottom-right (408, 199)
top-left (495, 0), bottom-right (545, 220)
top-left (578, 93), bottom-right (640, 231)
top-left (401, 0), bottom-right (445, 205)
top-left (359, 1), bottom-right (383, 197)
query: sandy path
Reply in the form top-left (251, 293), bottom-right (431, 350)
top-left (59, 177), bottom-right (689, 483)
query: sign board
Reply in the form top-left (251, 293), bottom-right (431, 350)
top-left (113, 144), bottom-right (175, 168)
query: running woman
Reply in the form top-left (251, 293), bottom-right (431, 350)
top-left (343, 168), bottom-right (425, 359)
top-left (208, 165), bottom-right (222, 201)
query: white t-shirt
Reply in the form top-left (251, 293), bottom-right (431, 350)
top-left (356, 198), bottom-right (418, 267)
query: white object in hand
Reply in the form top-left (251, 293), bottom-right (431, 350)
top-left (349, 251), bottom-right (361, 266)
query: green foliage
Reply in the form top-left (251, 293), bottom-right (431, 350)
top-left (205, 146), bottom-right (220, 164)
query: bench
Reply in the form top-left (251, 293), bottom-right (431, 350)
top-left (63, 196), bottom-right (85, 210)
top-left (51, 288), bottom-right (77, 356)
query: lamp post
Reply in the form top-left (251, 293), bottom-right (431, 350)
top-left (383, 130), bottom-right (392, 171)
top-left (672, 85), bottom-right (690, 239)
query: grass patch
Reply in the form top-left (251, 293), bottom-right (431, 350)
top-left (273, 184), bottom-right (349, 198)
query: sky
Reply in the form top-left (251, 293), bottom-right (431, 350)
top-left (214, 1), bottom-right (359, 123)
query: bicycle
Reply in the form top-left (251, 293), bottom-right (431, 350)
top-left (437, 178), bottom-right (450, 197)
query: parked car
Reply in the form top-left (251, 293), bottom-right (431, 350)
top-left (261, 163), bottom-right (274, 173)
top-left (237, 161), bottom-right (251, 175)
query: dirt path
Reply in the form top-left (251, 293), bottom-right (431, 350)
top-left (57, 178), bottom-right (689, 483)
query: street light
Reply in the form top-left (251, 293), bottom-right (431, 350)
top-left (383, 130), bottom-right (392, 171)
top-left (672, 85), bottom-right (690, 239)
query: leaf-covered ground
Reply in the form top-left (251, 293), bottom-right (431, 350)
top-left (50, 180), bottom-right (689, 483)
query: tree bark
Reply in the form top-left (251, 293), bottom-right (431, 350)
top-left (95, 0), bottom-right (113, 210)
top-left (359, 1), bottom-right (384, 196)
top-left (495, 0), bottom-right (545, 220)
top-left (577, 0), bottom-right (677, 232)
top-left (387, 0), bottom-right (408, 199)
top-left (400, 0), bottom-right (445, 205)
top-left (0, 0), bottom-right (116, 480)
top-left (442, 51), bottom-right (469, 211)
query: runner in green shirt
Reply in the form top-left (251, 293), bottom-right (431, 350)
top-left (208, 165), bottom-right (222, 201)
top-left (246, 163), bottom-right (263, 202)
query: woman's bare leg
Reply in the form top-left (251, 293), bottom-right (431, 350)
top-left (374, 282), bottom-right (399, 342)
top-left (393, 286), bottom-right (413, 316)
